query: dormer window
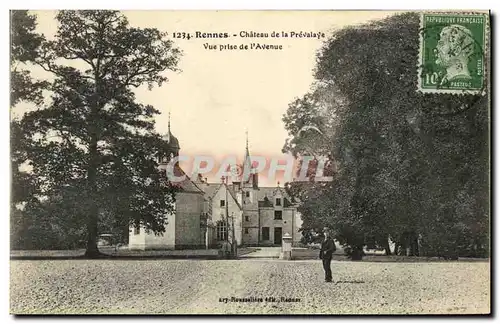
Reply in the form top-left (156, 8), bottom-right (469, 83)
top-left (276, 198), bottom-right (281, 206)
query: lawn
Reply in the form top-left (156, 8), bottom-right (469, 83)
top-left (10, 247), bottom-right (258, 260)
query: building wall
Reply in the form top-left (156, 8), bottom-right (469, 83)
top-left (211, 185), bottom-right (243, 246)
top-left (258, 208), bottom-right (275, 246)
top-left (293, 210), bottom-right (303, 245)
top-left (128, 182), bottom-right (302, 249)
top-left (242, 226), bottom-right (259, 245)
top-left (233, 211), bottom-right (243, 246)
top-left (175, 192), bottom-right (205, 248)
top-left (257, 208), bottom-right (293, 245)
top-left (129, 204), bottom-right (176, 250)
top-left (281, 208), bottom-right (295, 240)
top-left (129, 191), bottom-right (205, 250)
top-left (241, 186), bottom-right (260, 245)
top-left (129, 224), bottom-right (146, 250)
top-left (144, 210), bottom-right (176, 249)
top-left (242, 209), bottom-right (259, 245)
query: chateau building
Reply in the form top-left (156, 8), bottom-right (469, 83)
top-left (129, 119), bottom-right (302, 250)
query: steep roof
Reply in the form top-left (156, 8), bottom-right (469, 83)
top-left (169, 164), bottom-right (204, 194)
top-left (199, 182), bottom-right (242, 210)
top-left (255, 186), bottom-right (295, 208)
top-left (200, 183), bottom-right (221, 200)
top-left (258, 196), bottom-right (273, 208)
top-left (163, 112), bottom-right (180, 150)
top-left (200, 181), bottom-right (298, 209)
top-left (223, 184), bottom-right (242, 210)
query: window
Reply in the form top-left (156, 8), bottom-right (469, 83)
top-left (276, 198), bottom-right (282, 206)
top-left (262, 227), bottom-right (270, 241)
top-left (245, 191), bottom-right (250, 198)
top-left (134, 225), bottom-right (140, 235)
top-left (244, 228), bottom-right (249, 234)
top-left (274, 210), bottom-right (283, 220)
top-left (245, 216), bottom-right (249, 222)
top-left (216, 221), bottom-right (228, 241)
top-left (220, 200), bottom-right (225, 207)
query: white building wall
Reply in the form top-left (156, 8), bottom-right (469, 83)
top-left (211, 185), bottom-right (243, 246)
top-left (129, 225), bottom-right (146, 250)
top-left (174, 192), bottom-right (205, 248)
top-left (129, 203), bottom-right (176, 250)
top-left (144, 210), bottom-right (176, 249)
top-left (293, 210), bottom-right (303, 245)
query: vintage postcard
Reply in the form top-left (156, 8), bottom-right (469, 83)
top-left (9, 10), bottom-right (490, 315)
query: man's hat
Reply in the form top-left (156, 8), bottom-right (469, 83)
top-left (323, 227), bottom-right (330, 232)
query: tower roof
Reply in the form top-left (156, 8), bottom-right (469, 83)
top-left (243, 130), bottom-right (252, 174)
top-left (163, 112), bottom-right (180, 150)
top-left (242, 130), bottom-right (259, 188)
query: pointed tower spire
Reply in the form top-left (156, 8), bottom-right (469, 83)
top-left (243, 129), bottom-right (258, 188)
top-left (168, 111), bottom-right (171, 133)
top-left (163, 111), bottom-right (180, 156)
top-left (243, 130), bottom-right (251, 182)
top-left (245, 129), bottom-right (250, 158)
top-left (164, 111), bottom-right (172, 143)
top-left (244, 130), bottom-right (251, 169)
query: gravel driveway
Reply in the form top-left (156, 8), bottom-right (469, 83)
top-left (10, 259), bottom-right (490, 315)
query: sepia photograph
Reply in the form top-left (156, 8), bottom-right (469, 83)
top-left (8, 8), bottom-right (491, 315)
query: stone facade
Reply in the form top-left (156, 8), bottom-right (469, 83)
top-left (196, 181), bottom-right (243, 247)
top-left (242, 186), bottom-right (300, 246)
top-left (128, 175), bottom-right (207, 250)
top-left (128, 120), bottom-right (209, 250)
top-left (128, 122), bottom-right (301, 250)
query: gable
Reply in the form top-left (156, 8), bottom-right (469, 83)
top-left (167, 164), bottom-right (204, 194)
top-left (256, 187), bottom-right (295, 207)
top-left (211, 184), bottom-right (242, 210)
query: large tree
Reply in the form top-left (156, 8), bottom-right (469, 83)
top-left (283, 13), bottom-right (489, 259)
top-left (17, 10), bottom-right (182, 257)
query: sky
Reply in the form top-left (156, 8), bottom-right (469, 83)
top-left (20, 10), bottom-right (397, 185)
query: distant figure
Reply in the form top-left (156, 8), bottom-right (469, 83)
top-left (319, 227), bottom-right (336, 282)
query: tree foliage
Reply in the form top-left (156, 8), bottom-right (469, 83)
top-left (12, 10), bottom-right (182, 256)
top-left (283, 13), bottom-right (489, 259)
top-left (10, 10), bottom-right (48, 106)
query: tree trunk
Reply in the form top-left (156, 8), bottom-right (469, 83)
top-left (122, 222), bottom-right (130, 245)
top-left (84, 136), bottom-right (101, 258)
top-left (85, 85), bottom-right (101, 258)
top-left (84, 61), bottom-right (105, 259)
top-left (350, 246), bottom-right (364, 260)
top-left (85, 208), bottom-right (100, 258)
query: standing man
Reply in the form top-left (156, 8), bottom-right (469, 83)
top-left (319, 227), bottom-right (336, 282)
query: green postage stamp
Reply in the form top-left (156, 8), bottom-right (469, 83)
top-left (419, 12), bottom-right (488, 94)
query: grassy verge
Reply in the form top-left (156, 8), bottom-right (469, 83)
top-left (292, 248), bottom-right (489, 262)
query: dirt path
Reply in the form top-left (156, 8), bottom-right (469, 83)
top-left (10, 259), bottom-right (490, 314)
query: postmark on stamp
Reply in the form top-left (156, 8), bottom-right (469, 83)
top-left (418, 12), bottom-right (488, 94)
